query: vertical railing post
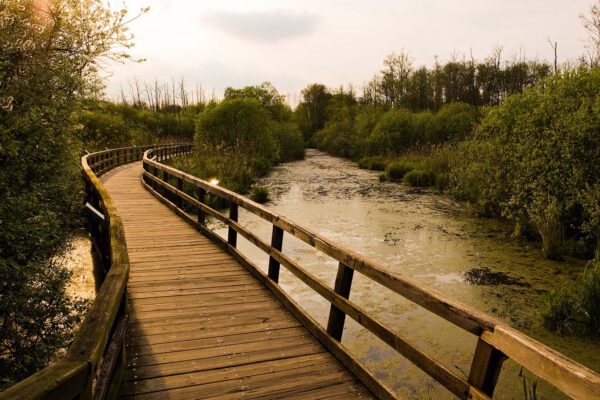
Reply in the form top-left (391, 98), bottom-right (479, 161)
top-left (268, 226), bottom-right (284, 282)
top-left (176, 176), bottom-right (183, 209)
top-left (326, 262), bottom-right (354, 341)
top-left (228, 203), bottom-right (238, 247)
top-left (468, 338), bottom-right (507, 397)
top-left (197, 188), bottom-right (206, 225)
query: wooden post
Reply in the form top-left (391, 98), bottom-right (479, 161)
top-left (326, 263), bottom-right (355, 341)
top-left (228, 203), bottom-right (239, 247)
top-left (176, 177), bottom-right (184, 209)
top-left (197, 188), bottom-right (206, 225)
top-left (468, 338), bottom-right (507, 397)
top-left (268, 226), bottom-right (284, 282)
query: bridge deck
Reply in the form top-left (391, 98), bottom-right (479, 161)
top-left (101, 163), bottom-right (373, 399)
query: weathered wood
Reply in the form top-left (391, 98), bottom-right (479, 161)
top-left (481, 326), bottom-right (600, 400)
top-left (327, 262), bottom-right (354, 341)
top-left (468, 337), bottom-right (506, 397)
top-left (227, 202), bottom-right (238, 247)
top-left (268, 225), bottom-right (284, 283)
top-left (93, 314), bottom-right (127, 400)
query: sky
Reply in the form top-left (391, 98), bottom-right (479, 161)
top-left (105, 0), bottom-right (595, 106)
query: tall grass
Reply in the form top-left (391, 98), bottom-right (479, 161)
top-left (544, 257), bottom-right (600, 336)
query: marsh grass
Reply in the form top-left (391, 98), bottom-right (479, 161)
top-left (251, 186), bottom-right (270, 203)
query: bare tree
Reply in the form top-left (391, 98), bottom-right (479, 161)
top-left (547, 37), bottom-right (558, 74)
top-left (581, 0), bottom-right (600, 66)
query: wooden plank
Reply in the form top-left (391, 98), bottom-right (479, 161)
top-left (119, 353), bottom-right (337, 397)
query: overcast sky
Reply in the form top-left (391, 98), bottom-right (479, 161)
top-left (105, 0), bottom-right (594, 105)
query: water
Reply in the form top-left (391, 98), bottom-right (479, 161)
top-left (208, 149), bottom-right (599, 399)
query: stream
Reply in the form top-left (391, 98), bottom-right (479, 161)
top-left (208, 149), bottom-right (600, 400)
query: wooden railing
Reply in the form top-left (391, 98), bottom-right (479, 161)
top-left (0, 144), bottom-right (181, 400)
top-left (142, 144), bottom-right (600, 400)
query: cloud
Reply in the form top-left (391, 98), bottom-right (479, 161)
top-left (203, 10), bottom-right (320, 42)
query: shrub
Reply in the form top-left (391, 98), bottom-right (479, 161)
top-left (533, 198), bottom-right (565, 260)
top-left (543, 288), bottom-right (576, 336)
top-left (357, 157), bottom-right (370, 169)
top-left (378, 173), bottom-right (387, 182)
top-left (403, 169), bottom-right (436, 187)
top-left (386, 161), bottom-right (416, 182)
top-left (367, 109), bottom-right (417, 155)
top-left (369, 157), bottom-right (387, 171)
top-left (251, 186), bottom-right (270, 203)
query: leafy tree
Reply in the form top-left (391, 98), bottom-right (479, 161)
top-left (295, 83), bottom-right (331, 143)
top-left (452, 68), bottom-right (600, 258)
top-left (223, 82), bottom-right (304, 162)
top-left (0, 0), bottom-right (140, 387)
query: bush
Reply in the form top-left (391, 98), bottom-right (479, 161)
top-left (403, 169), bottom-right (436, 187)
top-left (378, 173), bottom-right (388, 182)
top-left (452, 69), bottom-right (600, 257)
top-left (368, 109), bottom-right (417, 155)
top-left (386, 161), bottom-right (416, 182)
top-left (251, 187), bottom-right (270, 203)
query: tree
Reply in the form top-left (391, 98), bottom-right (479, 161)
top-left (295, 83), bottom-right (331, 143)
top-left (0, 0), bottom-right (142, 388)
top-left (581, 0), bottom-right (600, 66)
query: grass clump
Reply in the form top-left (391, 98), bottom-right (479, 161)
top-left (385, 161), bottom-right (416, 182)
top-left (543, 257), bottom-right (600, 336)
top-left (378, 173), bottom-right (387, 182)
top-left (358, 156), bottom-right (387, 171)
top-left (251, 186), bottom-right (270, 203)
top-left (403, 169), bottom-right (436, 187)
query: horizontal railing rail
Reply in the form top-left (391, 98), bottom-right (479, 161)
top-left (142, 144), bottom-right (600, 400)
top-left (0, 144), bottom-right (188, 400)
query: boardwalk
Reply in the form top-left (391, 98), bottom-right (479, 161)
top-left (101, 162), bottom-right (373, 400)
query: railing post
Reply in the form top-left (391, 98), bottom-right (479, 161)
top-left (197, 188), bottom-right (206, 225)
top-left (326, 262), bottom-right (354, 341)
top-left (227, 203), bottom-right (238, 247)
top-left (268, 226), bottom-right (284, 282)
top-left (468, 338), bottom-right (507, 397)
top-left (176, 176), bottom-right (183, 209)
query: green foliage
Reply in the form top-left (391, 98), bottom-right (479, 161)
top-left (251, 186), bottom-right (270, 203)
top-left (543, 288), bottom-right (577, 335)
top-left (403, 169), bottom-right (436, 187)
top-left (544, 258), bottom-right (600, 336)
top-left (385, 161), bottom-right (416, 182)
top-left (452, 68), bottom-right (600, 258)
top-left (357, 157), bottom-right (387, 171)
top-left (0, 0), bottom-right (138, 387)
top-left (295, 84), bottom-right (331, 143)
top-left (194, 84), bottom-right (304, 193)
top-left (579, 259), bottom-right (600, 334)
top-left (368, 109), bottom-right (417, 154)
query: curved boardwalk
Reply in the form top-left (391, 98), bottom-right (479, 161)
top-left (101, 162), bottom-right (373, 400)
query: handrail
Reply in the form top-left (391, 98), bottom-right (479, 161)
top-left (142, 144), bottom-right (600, 400)
top-left (0, 144), bottom-right (188, 400)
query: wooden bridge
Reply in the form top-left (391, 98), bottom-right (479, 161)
top-left (2, 144), bottom-right (600, 400)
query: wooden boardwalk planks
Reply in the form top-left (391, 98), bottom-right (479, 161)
top-left (100, 163), bottom-right (373, 399)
